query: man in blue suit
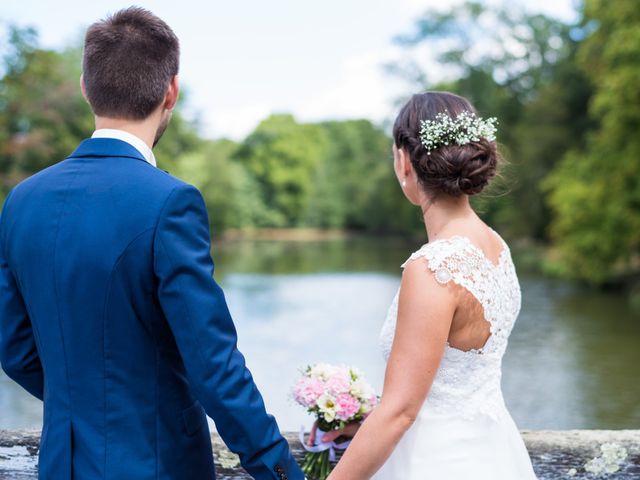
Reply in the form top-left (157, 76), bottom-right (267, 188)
top-left (0, 7), bottom-right (303, 480)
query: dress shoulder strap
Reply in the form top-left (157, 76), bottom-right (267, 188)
top-left (402, 236), bottom-right (484, 285)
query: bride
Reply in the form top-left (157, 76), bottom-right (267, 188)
top-left (324, 91), bottom-right (538, 479)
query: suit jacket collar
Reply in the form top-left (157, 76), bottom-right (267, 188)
top-left (68, 138), bottom-right (150, 164)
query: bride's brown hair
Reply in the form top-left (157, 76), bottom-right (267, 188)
top-left (393, 91), bottom-right (500, 197)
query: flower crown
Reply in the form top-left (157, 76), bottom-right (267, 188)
top-left (419, 111), bottom-right (498, 155)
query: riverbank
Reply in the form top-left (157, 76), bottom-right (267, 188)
top-left (1, 429), bottom-right (638, 479)
top-left (215, 229), bottom-right (640, 307)
top-left (216, 227), bottom-right (556, 278)
top-left (218, 228), bottom-right (358, 242)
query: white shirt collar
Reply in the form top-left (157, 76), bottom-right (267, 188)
top-left (91, 129), bottom-right (157, 167)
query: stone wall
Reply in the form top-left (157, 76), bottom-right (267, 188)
top-left (1, 430), bottom-right (639, 479)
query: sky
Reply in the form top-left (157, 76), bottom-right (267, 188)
top-left (1, 0), bottom-right (578, 140)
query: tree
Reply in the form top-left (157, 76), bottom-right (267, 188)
top-left (544, 0), bottom-right (640, 284)
top-left (234, 114), bottom-right (330, 226)
top-left (173, 139), bottom-right (275, 234)
top-left (234, 116), bottom-right (419, 233)
top-left (313, 119), bottom-right (418, 232)
top-left (0, 26), bottom-right (93, 197)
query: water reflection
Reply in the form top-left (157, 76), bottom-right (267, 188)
top-left (1, 237), bottom-right (638, 431)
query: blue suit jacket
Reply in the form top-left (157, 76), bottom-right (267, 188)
top-left (0, 138), bottom-right (303, 480)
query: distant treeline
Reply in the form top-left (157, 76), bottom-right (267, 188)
top-left (0, 0), bottom-right (638, 289)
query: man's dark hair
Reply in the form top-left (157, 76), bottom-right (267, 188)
top-left (82, 7), bottom-right (180, 120)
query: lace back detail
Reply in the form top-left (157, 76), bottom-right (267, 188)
top-left (401, 235), bottom-right (520, 355)
top-left (379, 233), bottom-right (522, 421)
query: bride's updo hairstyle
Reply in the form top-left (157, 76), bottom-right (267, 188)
top-left (393, 91), bottom-right (500, 197)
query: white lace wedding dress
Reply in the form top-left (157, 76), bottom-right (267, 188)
top-left (373, 234), bottom-right (538, 479)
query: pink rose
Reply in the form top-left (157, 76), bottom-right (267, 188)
top-left (335, 393), bottom-right (360, 421)
top-left (325, 373), bottom-right (351, 396)
top-left (293, 377), bottom-right (325, 407)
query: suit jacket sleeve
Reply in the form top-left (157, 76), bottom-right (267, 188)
top-left (153, 184), bottom-right (303, 480)
top-left (0, 192), bottom-right (44, 400)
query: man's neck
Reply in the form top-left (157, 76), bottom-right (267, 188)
top-left (94, 117), bottom-right (156, 150)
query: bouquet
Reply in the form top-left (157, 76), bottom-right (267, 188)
top-left (293, 363), bottom-right (378, 479)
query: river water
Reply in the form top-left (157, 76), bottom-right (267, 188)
top-left (1, 237), bottom-right (639, 432)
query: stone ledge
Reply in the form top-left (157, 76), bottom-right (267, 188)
top-left (1, 430), bottom-right (639, 479)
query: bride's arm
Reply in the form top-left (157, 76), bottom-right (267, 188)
top-left (327, 258), bottom-right (456, 480)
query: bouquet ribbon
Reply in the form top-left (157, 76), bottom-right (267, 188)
top-left (299, 425), bottom-right (352, 462)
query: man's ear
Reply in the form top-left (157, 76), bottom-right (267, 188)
top-left (163, 75), bottom-right (179, 111)
top-left (80, 74), bottom-right (89, 103)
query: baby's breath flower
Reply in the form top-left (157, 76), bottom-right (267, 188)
top-left (584, 442), bottom-right (628, 476)
top-left (419, 111), bottom-right (498, 155)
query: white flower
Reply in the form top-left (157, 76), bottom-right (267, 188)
top-left (322, 409), bottom-right (336, 423)
top-left (309, 363), bottom-right (337, 381)
top-left (350, 379), bottom-right (374, 400)
top-left (317, 394), bottom-right (337, 423)
top-left (584, 442), bottom-right (628, 475)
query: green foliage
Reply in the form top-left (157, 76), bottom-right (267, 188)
top-left (233, 115), bottom-right (416, 232)
top-left (173, 139), bottom-right (273, 233)
top-left (309, 120), bottom-right (417, 232)
top-left (503, 44), bottom-right (593, 239)
top-left (234, 114), bottom-right (329, 226)
top-left (544, 0), bottom-right (640, 284)
top-left (0, 26), bottom-right (93, 192)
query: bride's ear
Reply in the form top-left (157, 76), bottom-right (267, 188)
top-left (394, 146), bottom-right (423, 206)
top-left (394, 146), bottom-right (413, 182)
